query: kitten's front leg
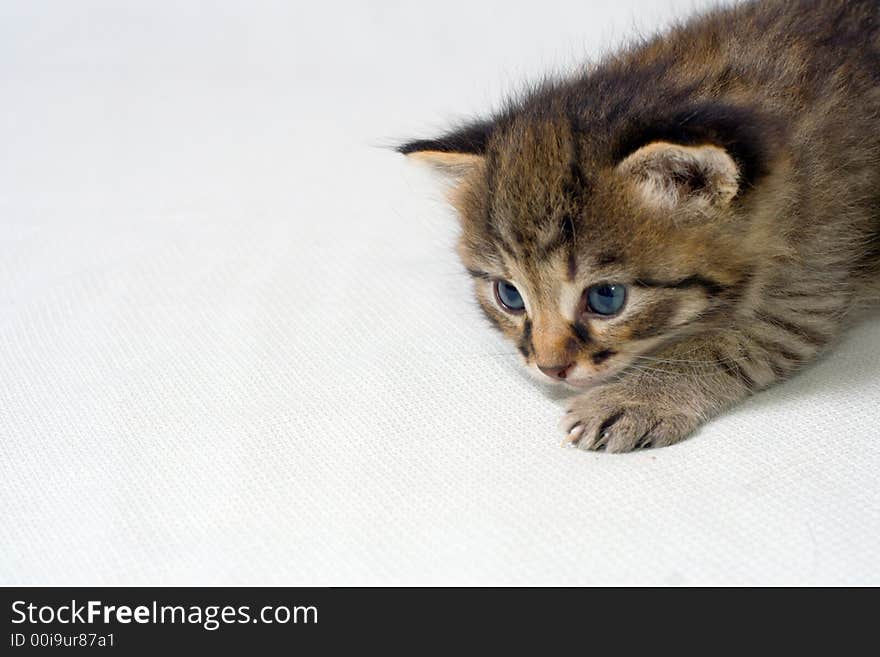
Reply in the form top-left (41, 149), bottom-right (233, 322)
top-left (562, 371), bottom-right (710, 453)
top-left (562, 324), bottom-right (818, 453)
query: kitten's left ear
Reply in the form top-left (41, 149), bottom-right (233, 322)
top-left (398, 120), bottom-right (491, 181)
top-left (616, 141), bottom-right (740, 209)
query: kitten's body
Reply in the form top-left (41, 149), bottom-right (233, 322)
top-left (402, 0), bottom-right (880, 452)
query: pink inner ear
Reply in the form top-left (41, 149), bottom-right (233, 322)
top-left (617, 142), bottom-right (739, 207)
top-left (405, 150), bottom-right (485, 179)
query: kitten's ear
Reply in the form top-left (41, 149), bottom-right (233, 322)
top-left (617, 141), bottom-right (739, 209)
top-left (398, 120), bottom-right (492, 181)
top-left (401, 150), bottom-right (484, 179)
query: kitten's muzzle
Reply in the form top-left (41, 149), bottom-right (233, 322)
top-left (537, 362), bottom-right (574, 381)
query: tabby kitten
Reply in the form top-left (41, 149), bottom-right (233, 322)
top-left (400, 0), bottom-right (880, 452)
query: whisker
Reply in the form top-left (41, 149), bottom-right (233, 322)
top-left (634, 353), bottom-right (752, 366)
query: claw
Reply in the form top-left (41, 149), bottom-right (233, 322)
top-left (562, 423), bottom-right (585, 446)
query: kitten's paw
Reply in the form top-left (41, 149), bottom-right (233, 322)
top-left (561, 386), bottom-right (699, 453)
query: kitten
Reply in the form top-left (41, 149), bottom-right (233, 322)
top-left (400, 0), bottom-right (880, 452)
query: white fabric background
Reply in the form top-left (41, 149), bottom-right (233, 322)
top-left (2, 0), bottom-right (878, 586)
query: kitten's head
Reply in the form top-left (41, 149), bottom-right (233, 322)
top-left (401, 106), bottom-right (773, 388)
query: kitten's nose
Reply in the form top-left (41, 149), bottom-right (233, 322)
top-left (537, 362), bottom-right (573, 380)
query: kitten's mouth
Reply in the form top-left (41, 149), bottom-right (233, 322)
top-left (528, 359), bottom-right (625, 389)
top-left (561, 363), bottom-right (625, 389)
top-left (562, 377), bottom-right (601, 390)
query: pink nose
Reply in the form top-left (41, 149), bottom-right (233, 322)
top-left (537, 362), bottom-right (573, 380)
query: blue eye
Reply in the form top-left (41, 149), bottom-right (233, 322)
top-left (494, 280), bottom-right (525, 313)
top-left (586, 284), bottom-right (626, 316)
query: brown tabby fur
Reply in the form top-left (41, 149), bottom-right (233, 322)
top-left (400, 0), bottom-right (880, 452)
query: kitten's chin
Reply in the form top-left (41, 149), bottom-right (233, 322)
top-left (562, 376), bottom-right (602, 390)
top-left (562, 364), bottom-right (622, 389)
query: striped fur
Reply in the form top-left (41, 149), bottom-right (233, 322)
top-left (401, 0), bottom-right (880, 452)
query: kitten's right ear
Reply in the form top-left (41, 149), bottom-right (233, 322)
top-left (400, 150), bottom-right (484, 179)
top-left (397, 120), bottom-right (492, 181)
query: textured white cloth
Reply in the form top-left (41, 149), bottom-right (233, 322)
top-left (2, 0), bottom-right (879, 586)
